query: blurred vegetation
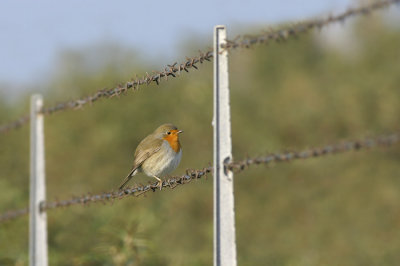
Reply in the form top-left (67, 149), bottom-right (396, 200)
top-left (0, 16), bottom-right (400, 266)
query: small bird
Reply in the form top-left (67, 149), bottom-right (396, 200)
top-left (119, 123), bottom-right (183, 190)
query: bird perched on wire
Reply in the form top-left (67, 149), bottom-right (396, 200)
top-left (119, 123), bottom-right (183, 190)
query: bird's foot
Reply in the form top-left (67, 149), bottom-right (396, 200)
top-left (157, 180), bottom-right (163, 190)
top-left (153, 176), bottom-right (163, 190)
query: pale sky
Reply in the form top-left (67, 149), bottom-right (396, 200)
top-left (0, 0), bottom-right (368, 89)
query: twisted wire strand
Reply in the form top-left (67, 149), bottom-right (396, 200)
top-left (0, 208), bottom-right (29, 223)
top-left (228, 133), bottom-right (399, 172)
top-left (1, 0), bottom-right (398, 135)
top-left (223, 0), bottom-right (400, 50)
top-left (39, 50), bottom-right (213, 116)
top-left (0, 115), bottom-right (30, 134)
top-left (0, 51), bottom-right (212, 135)
top-left (1, 132), bottom-right (398, 223)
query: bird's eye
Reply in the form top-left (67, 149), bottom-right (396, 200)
top-left (167, 131), bottom-right (171, 135)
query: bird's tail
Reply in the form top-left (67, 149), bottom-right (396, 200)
top-left (119, 168), bottom-right (137, 190)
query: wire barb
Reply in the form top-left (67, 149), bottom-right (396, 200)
top-left (1, 132), bottom-right (398, 224)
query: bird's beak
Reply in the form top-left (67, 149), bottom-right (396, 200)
top-left (177, 130), bottom-right (183, 134)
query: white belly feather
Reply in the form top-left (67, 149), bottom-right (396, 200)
top-left (141, 140), bottom-right (182, 177)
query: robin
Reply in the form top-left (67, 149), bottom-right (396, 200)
top-left (119, 123), bottom-right (183, 190)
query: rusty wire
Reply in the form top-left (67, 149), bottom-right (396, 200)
top-left (1, 0), bottom-right (399, 135)
top-left (0, 115), bottom-right (30, 134)
top-left (0, 207), bottom-right (29, 223)
top-left (223, 0), bottom-right (400, 50)
top-left (227, 133), bottom-right (399, 172)
top-left (1, 132), bottom-right (398, 224)
top-left (39, 50), bottom-right (213, 116)
top-left (0, 50), bottom-right (213, 135)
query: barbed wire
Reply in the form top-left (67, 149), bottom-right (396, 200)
top-left (0, 207), bottom-right (29, 223)
top-left (0, 115), bottom-right (30, 134)
top-left (223, 0), bottom-right (400, 50)
top-left (1, 131), bottom-right (398, 224)
top-left (39, 50), bottom-right (213, 116)
top-left (0, 51), bottom-right (213, 135)
top-left (228, 133), bottom-right (399, 172)
top-left (1, 0), bottom-right (398, 135)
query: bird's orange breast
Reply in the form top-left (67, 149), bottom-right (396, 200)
top-left (163, 131), bottom-right (181, 153)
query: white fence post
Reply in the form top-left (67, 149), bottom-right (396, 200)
top-left (213, 25), bottom-right (237, 266)
top-left (29, 94), bottom-right (48, 266)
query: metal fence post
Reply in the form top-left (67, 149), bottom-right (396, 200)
top-left (213, 25), bottom-right (237, 266)
top-left (30, 94), bottom-right (48, 266)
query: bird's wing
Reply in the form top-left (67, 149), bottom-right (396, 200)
top-left (118, 136), bottom-right (163, 189)
top-left (132, 135), bottom-right (163, 169)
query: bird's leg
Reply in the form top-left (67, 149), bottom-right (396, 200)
top-left (153, 175), bottom-right (163, 190)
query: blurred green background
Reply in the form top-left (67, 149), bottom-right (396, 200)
top-left (1, 16), bottom-right (400, 266)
